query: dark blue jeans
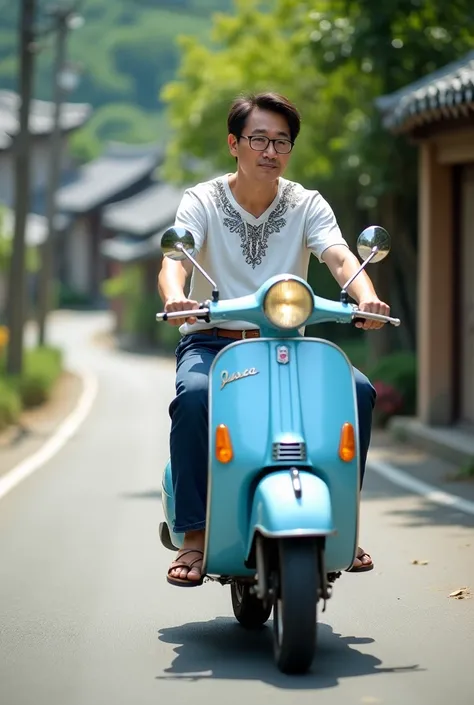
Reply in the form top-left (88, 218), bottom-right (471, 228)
top-left (169, 333), bottom-right (376, 534)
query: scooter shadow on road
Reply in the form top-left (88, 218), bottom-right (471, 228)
top-left (156, 617), bottom-right (421, 689)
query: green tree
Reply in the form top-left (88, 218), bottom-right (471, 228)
top-left (0, 0), bottom-right (234, 161)
top-left (161, 0), bottom-right (474, 353)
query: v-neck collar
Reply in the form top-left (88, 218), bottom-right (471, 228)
top-left (223, 174), bottom-right (283, 223)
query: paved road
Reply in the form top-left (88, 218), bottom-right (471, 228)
top-left (1, 311), bottom-right (473, 705)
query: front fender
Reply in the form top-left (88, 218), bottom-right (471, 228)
top-left (246, 470), bottom-right (335, 558)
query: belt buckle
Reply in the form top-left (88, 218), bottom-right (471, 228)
top-left (242, 330), bottom-right (247, 339)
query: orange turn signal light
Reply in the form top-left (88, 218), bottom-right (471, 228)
top-left (215, 424), bottom-right (233, 463)
top-left (339, 422), bottom-right (356, 462)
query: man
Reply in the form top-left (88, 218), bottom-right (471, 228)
top-left (158, 92), bottom-right (390, 587)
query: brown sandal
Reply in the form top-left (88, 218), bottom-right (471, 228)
top-left (167, 549), bottom-right (204, 587)
top-left (346, 549), bottom-right (374, 573)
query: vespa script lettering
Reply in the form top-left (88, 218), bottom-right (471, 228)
top-left (220, 367), bottom-right (259, 390)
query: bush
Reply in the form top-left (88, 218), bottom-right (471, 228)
top-left (103, 266), bottom-right (180, 353)
top-left (367, 351), bottom-right (417, 426)
top-left (5, 347), bottom-right (63, 408)
top-left (57, 283), bottom-right (94, 309)
top-left (0, 378), bottom-right (21, 431)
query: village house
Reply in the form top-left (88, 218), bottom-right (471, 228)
top-left (0, 89), bottom-right (91, 316)
top-left (377, 51), bottom-right (474, 463)
top-left (55, 142), bottom-right (164, 303)
top-left (100, 179), bottom-right (186, 342)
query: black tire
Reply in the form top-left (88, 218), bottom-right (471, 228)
top-left (231, 581), bottom-right (273, 629)
top-left (272, 539), bottom-right (319, 675)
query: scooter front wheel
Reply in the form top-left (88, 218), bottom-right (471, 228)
top-left (272, 538), bottom-right (319, 675)
top-left (231, 581), bottom-right (272, 629)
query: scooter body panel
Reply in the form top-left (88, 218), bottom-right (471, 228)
top-left (245, 469), bottom-right (335, 550)
top-left (200, 337), bottom-right (359, 576)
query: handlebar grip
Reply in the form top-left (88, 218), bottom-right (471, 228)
top-left (155, 307), bottom-right (210, 322)
top-left (352, 312), bottom-right (401, 327)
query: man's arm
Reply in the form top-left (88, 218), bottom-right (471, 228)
top-left (321, 244), bottom-right (390, 330)
top-left (158, 258), bottom-right (199, 326)
top-left (158, 186), bottom-right (207, 326)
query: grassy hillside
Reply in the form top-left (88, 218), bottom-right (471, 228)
top-left (0, 0), bottom-right (234, 159)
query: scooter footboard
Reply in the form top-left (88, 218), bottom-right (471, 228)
top-left (246, 470), bottom-right (335, 556)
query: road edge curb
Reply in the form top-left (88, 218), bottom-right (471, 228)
top-left (368, 455), bottom-right (474, 517)
top-left (0, 368), bottom-right (98, 501)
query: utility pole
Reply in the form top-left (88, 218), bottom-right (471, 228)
top-left (36, 3), bottom-right (82, 346)
top-left (37, 8), bottom-right (68, 346)
top-left (6, 0), bottom-right (37, 375)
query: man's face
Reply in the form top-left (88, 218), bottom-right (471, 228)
top-left (228, 107), bottom-right (293, 182)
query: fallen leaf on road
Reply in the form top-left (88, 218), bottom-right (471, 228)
top-left (448, 587), bottom-right (470, 599)
top-left (411, 559), bottom-right (429, 565)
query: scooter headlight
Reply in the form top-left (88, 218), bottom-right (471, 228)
top-left (263, 278), bottom-right (314, 330)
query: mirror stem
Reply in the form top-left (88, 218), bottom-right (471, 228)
top-left (340, 246), bottom-right (378, 303)
top-left (175, 243), bottom-right (220, 301)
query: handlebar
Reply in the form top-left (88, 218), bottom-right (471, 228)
top-left (156, 306), bottom-right (400, 327)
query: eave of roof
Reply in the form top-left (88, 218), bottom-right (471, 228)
top-left (102, 181), bottom-right (186, 237)
top-left (56, 142), bottom-right (164, 213)
top-left (101, 225), bottom-right (169, 264)
top-left (0, 89), bottom-right (91, 137)
top-left (375, 50), bottom-right (474, 133)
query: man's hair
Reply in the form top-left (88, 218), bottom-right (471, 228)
top-left (227, 92), bottom-right (301, 143)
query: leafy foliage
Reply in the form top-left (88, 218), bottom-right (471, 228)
top-left (162, 0), bottom-right (474, 196)
top-left (160, 0), bottom-right (474, 351)
top-left (0, 0), bottom-right (233, 160)
top-left (0, 345), bottom-right (63, 429)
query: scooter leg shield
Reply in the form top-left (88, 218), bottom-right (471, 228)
top-left (246, 470), bottom-right (334, 558)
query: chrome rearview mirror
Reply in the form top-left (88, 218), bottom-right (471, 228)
top-left (357, 226), bottom-right (391, 264)
top-left (160, 226), bottom-right (220, 302)
top-left (161, 227), bottom-right (196, 261)
top-left (340, 225), bottom-right (391, 303)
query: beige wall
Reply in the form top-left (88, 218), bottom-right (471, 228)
top-left (417, 126), bottom-right (474, 426)
top-left (417, 142), bottom-right (454, 425)
top-left (460, 166), bottom-right (474, 425)
top-left (66, 216), bottom-right (91, 294)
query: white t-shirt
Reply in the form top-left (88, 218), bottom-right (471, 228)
top-left (173, 173), bottom-right (348, 335)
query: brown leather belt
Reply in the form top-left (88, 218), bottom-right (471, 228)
top-left (198, 327), bottom-right (260, 340)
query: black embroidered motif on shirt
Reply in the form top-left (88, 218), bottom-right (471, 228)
top-left (211, 180), bottom-right (301, 268)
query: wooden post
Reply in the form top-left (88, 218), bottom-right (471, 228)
top-left (417, 141), bottom-right (454, 425)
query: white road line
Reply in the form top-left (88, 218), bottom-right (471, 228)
top-left (0, 369), bottom-right (98, 501)
top-left (368, 455), bottom-right (474, 516)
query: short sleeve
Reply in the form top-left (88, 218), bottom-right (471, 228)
top-left (174, 188), bottom-right (207, 254)
top-left (305, 192), bottom-right (348, 262)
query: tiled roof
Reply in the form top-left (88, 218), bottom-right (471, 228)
top-left (102, 181), bottom-right (185, 237)
top-left (56, 142), bottom-right (164, 213)
top-left (375, 50), bottom-right (474, 132)
top-left (101, 226), bottom-right (170, 263)
top-left (0, 90), bottom-right (91, 138)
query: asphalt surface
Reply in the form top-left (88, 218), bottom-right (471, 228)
top-left (0, 311), bottom-right (473, 705)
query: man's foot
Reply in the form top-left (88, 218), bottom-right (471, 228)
top-left (347, 547), bottom-right (374, 573)
top-left (167, 529), bottom-right (205, 587)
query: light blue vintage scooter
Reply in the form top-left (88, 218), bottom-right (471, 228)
top-left (156, 225), bottom-right (400, 674)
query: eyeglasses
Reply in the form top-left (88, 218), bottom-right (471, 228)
top-left (240, 135), bottom-right (294, 154)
